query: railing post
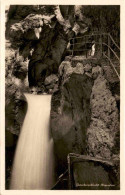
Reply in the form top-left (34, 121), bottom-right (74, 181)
top-left (108, 33), bottom-right (111, 62)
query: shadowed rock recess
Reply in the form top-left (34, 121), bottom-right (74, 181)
top-left (5, 5), bottom-right (120, 188)
top-left (51, 73), bottom-right (93, 174)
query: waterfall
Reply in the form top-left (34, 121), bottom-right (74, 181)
top-left (10, 94), bottom-right (56, 190)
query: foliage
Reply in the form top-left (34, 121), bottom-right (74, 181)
top-left (82, 6), bottom-right (120, 44)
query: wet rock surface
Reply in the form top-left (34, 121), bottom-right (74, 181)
top-left (5, 41), bottom-right (28, 135)
top-left (6, 5), bottom-right (90, 89)
top-left (5, 5), bottom-right (80, 136)
top-left (51, 73), bottom-right (93, 174)
top-left (84, 63), bottom-right (92, 72)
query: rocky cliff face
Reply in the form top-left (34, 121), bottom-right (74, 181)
top-left (50, 59), bottom-right (119, 175)
top-left (51, 72), bottom-right (93, 174)
top-left (6, 5), bottom-right (90, 88)
top-left (6, 6), bottom-right (67, 88)
top-left (87, 69), bottom-right (119, 159)
top-left (5, 5), bottom-right (90, 135)
top-left (5, 41), bottom-right (29, 135)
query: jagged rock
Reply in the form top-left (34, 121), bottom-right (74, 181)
top-left (44, 74), bottom-right (58, 86)
top-left (45, 84), bottom-right (55, 89)
top-left (51, 73), bottom-right (93, 175)
top-left (87, 119), bottom-right (114, 159)
top-left (87, 74), bottom-right (119, 159)
top-left (55, 5), bottom-right (72, 33)
top-left (59, 61), bottom-right (85, 83)
top-left (92, 65), bottom-right (103, 79)
top-left (6, 6), bottom-right (56, 39)
top-left (53, 84), bottom-right (59, 93)
top-left (85, 72), bottom-right (92, 78)
top-left (84, 63), bottom-right (92, 72)
top-left (46, 83), bottom-right (59, 92)
top-left (64, 56), bottom-right (72, 61)
top-left (9, 14), bottom-right (57, 46)
top-left (74, 63), bottom-right (84, 74)
top-left (6, 6), bottom-right (69, 88)
top-left (59, 61), bottom-right (73, 78)
top-left (6, 5), bottom-right (85, 136)
top-left (5, 42), bottom-right (29, 135)
top-left (6, 5), bottom-right (91, 88)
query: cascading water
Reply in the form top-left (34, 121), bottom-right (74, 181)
top-left (10, 94), bottom-right (56, 189)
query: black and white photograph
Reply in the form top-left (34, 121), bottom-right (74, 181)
top-left (0, 0), bottom-right (125, 194)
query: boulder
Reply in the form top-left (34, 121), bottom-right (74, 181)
top-left (59, 61), bottom-right (85, 83)
top-left (59, 61), bottom-right (73, 79)
top-left (74, 63), bottom-right (84, 74)
top-left (84, 63), bottom-right (92, 72)
top-left (44, 74), bottom-right (58, 86)
top-left (92, 65), bottom-right (103, 79)
top-left (64, 56), bottom-right (72, 61)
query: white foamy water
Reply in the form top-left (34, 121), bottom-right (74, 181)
top-left (10, 94), bottom-right (56, 190)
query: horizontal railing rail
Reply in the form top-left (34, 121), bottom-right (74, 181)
top-left (103, 53), bottom-right (120, 80)
top-left (69, 33), bottom-right (109, 40)
top-left (102, 42), bottom-right (120, 61)
top-left (108, 33), bottom-right (120, 50)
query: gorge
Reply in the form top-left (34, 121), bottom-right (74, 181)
top-left (5, 5), bottom-right (120, 190)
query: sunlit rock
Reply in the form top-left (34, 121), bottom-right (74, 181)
top-left (87, 74), bottom-right (119, 159)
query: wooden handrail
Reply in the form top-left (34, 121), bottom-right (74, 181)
top-left (102, 42), bottom-right (120, 61)
top-left (103, 53), bottom-right (120, 80)
top-left (69, 33), bottom-right (108, 40)
top-left (69, 39), bottom-right (120, 61)
top-left (69, 41), bottom-right (101, 46)
top-left (108, 33), bottom-right (120, 50)
top-left (68, 33), bottom-right (120, 80)
top-left (70, 33), bottom-right (120, 51)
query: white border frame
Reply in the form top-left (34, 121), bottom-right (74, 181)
top-left (0, 0), bottom-right (125, 195)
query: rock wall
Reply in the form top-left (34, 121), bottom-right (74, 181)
top-left (50, 59), bottom-right (119, 175)
top-left (86, 70), bottom-right (119, 159)
top-left (5, 5), bottom-right (90, 135)
top-left (51, 72), bottom-right (93, 174)
top-left (6, 5), bottom-right (90, 88)
top-left (5, 41), bottom-right (29, 135)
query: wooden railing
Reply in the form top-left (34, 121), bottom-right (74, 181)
top-left (67, 33), bottom-right (120, 80)
top-left (103, 52), bottom-right (120, 80)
